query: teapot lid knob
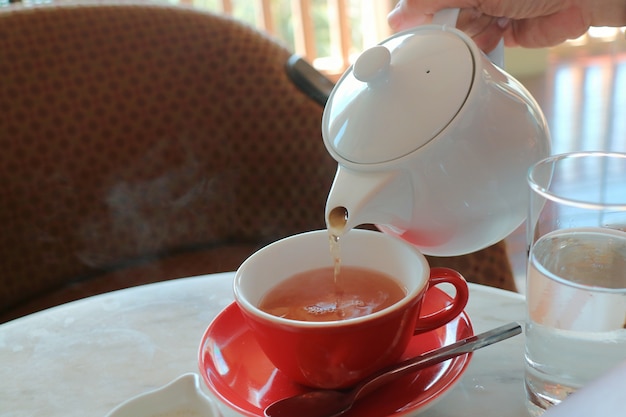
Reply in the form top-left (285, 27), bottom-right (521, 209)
top-left (322, 29), bottom-right (474, 165)
top-left (353, 45), bottom-right (391, 83)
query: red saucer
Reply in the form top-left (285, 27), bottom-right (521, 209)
top-left (198, 287), bottom-right (473, 417)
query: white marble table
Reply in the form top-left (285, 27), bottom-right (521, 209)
top-left (0, 273), bottom-right (528, 417)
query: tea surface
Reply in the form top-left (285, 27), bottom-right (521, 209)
top-left (259, 266), bottom-right (406, 321)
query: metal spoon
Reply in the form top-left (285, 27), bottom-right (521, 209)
top-left (264, 321), bottom-right (522, 417)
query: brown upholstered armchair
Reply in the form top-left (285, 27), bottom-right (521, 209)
top-left (0, 1), bottom-right (515, 323)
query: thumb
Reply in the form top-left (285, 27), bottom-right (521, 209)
top-left (387, 2), bottom-right (428, 31)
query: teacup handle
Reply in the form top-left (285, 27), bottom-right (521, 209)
top-left (413, 267), bottom-right (469, 334)
top-left (432, 8), bottom-right (505, 68)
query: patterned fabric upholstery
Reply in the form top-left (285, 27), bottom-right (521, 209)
top-left (0, 1), bottom-right (515, 322)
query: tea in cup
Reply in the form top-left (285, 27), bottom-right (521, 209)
top-left (233, 229), bottom-right (469, 389)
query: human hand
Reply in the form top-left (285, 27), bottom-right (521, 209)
top-left (388, 0), bottom-right (626, 52)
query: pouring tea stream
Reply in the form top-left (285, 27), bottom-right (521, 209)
top-left (323, 9), bottom-right (550, 256)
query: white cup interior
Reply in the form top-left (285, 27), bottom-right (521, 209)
top-left (234, 229), bottom-right (430, 324)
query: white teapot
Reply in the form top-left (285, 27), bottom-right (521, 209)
top-left (324, 10), bottom-right (551, 256)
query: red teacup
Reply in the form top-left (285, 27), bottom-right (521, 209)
top-left (233, 229), bottom-right (469, 389)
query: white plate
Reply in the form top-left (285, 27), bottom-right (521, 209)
top-left (105, 373), bottom-right (222, 417)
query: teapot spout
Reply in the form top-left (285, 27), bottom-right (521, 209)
top-left (325, 166), bottom-right (413, 237)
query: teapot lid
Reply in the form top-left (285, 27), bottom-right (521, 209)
top-left (322, 28), bottom-right (474, 164)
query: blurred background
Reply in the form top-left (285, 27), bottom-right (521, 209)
top-left (5, 1), bottom-right (625, 81)
top-left (4, 0), bottom-right (625, 290)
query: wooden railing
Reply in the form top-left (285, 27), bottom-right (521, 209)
top-left (187, 0), bottom-right (395, 80)
top-left (183, 1), bottom-right (624, 79)
top-left (4, 0), bottom-right (623, 81)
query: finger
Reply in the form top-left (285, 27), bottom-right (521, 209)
top-left (470, 22), bottom-right (507, 53)
top-left (456, 10), bottom-right (492, 37)
top-left (508, 8), bottom-right (589, 47)
top-left (389, 0), bottom-right (569, 31)
top-left (388, 4), bottom-right (504, 53)
top-left (388, 0), bottom-right (477, 30)
top-left (387, 0), bottom-right (427, 30)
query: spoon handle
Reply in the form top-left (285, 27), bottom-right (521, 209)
top-left (353, 321), bottom-right (522, 400)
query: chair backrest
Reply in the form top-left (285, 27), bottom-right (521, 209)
top-left (0, 1), bottom-right (516, 321)
top-left (0, 1), bottom-right (336, 314)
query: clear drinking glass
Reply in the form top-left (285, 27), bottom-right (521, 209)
top-left (525, 152), bottom-right (626, 416)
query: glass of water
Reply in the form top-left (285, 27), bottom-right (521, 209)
top-left (524, 152), bottom-right (626, 415)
